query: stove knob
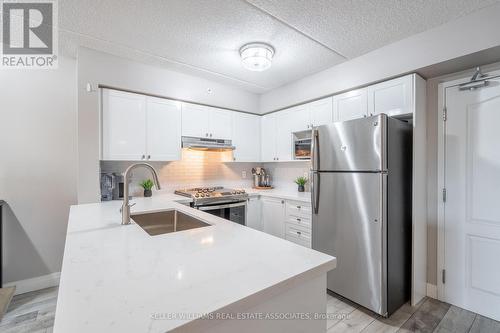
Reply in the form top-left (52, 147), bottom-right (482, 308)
top-left (195, 193), bottom-right (200, 198)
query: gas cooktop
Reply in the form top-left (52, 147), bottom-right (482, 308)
top-left (174, 186), bottom-right (248, 205)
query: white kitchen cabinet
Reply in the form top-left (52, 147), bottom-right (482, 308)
top-left (182, 104), bottom-right (232, 140)
top-left (232, 112), bottom-right (260, 162)
top-left (261, 197), bottom-right (285, 238)
top-left (309, 97), bottom-right (333, 127)
top-left (275, 109), bottom-right (295, 161)
top-left (246, 196), bottom-right (262, 231)
top-left (181, 103), bottom-right (210, 138)
top-left (146, 97), bottom-right (182, 161)
top-left (102, 89), bottom-right (147, 160)
top-left (209, 108), bottom-right (232, 140)
top-left (367, 75), bottom-right (413, 117)
top-left (287, 105), bottom-right (310, 132)
top-left (102, 89), bottom-right (181, 161)
top-left (260, 113), bottom-right (277, 162)
top-left (333, 88), bottom-right (368, 122)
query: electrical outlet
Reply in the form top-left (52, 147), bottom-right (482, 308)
top-left (242, 171), bottom-right (247, 179)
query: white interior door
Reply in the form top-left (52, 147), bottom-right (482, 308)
top-left (146, 97), bottom-right (181, 161)
top-left (444, 77), bottom-right (500, 321)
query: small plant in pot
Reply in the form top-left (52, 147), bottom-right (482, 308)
top-left (294, 176), bottom-right (308, 193)
top-left (140, 179), bottom-right (154, 197)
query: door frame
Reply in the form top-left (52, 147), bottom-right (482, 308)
top-left (436, 68), bottom-right (500, 301)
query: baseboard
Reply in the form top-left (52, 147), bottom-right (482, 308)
top-left (426, 283), bottom-right (437, 299)
top-left (4, 272), bottom-right (60, 295)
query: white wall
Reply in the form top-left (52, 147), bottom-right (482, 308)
top-left (259, 2), bottom-right (500, 113)
top-left (0, 57), bottom-right (77, 283)
top-left (77, 47), bottom-right (260, 204)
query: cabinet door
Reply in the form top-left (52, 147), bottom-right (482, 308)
top-left (275, 110), bottom-right (294, 161)
top-left (288, 105), bottom-right (310, 132)
top-left (232, 112), bottom-right (260, 162)
top-left (333, 88), bottom-right (368, 122)
top-left (310, 97), bottom-right (333, 126)
top-left (260, 114), bottom-right (276, 162)
top-left (181, 103), bottom-right (210, 138)
top-left (368, 75), bottom-right (413, 117)
top-left (146, 97), bottom-right (181, 161)
top-left (262, 197), bottom-right (285, 238)
top-left (209, 108), bottom-right (232, 140)
top-left (246, 197), bottom-right (262, 231)
top-left (102, 89), bottom-right (146, 160)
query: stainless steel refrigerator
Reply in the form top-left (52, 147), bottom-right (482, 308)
top-left (311, 114), bottom-right (412, 317)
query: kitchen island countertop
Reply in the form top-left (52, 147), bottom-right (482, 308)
top-left (54, 193), bottom-right (335, 332)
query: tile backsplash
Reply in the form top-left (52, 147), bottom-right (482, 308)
top-left (100, 149), bottom-right (311, 197)
top-left (101, 149), bottom-right (258, 196)
top-left (263, 161), bottom-right (311, 192)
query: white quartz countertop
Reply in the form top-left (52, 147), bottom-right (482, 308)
top-left (245, 188), bottom-right (311, 203)
top-left (54, 193), bottom-right (335, 333)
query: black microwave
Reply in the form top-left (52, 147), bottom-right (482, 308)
top-left (293, 130), bottom-right (312, 160)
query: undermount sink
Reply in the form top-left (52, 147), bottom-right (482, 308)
top-left (131, 210), bottom-right (210, 236)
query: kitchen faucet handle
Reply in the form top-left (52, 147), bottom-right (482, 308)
top-left (119, 202), bottom-right (136, 213)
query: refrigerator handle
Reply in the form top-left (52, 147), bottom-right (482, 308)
top-left (311, 171), bottom-right (320, 214)
top-left (310, 128), bottom-right (319, 171)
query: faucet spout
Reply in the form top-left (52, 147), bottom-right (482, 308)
top-left (121, 163), bottom-right (161, 225)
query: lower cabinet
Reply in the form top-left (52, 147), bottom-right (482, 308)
top-left (246, 196), bottom-right (262, 231)
top-left (258, 196), bottom-right (312, 248)
top-left (261, 197), bottom-right (285, 238)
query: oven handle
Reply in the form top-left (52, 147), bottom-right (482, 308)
top-left (197, 201), bottom-right (246, 211)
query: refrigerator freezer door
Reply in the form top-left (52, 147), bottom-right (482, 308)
top-left (312, 171), bottom-right (387, 315)
top-left (312, 114), bottom-right (387, 172)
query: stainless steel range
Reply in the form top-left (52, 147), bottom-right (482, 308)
top-left (175, 187), bottom-right (248, 225)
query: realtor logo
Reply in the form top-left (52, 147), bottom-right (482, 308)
top-left (1, 0), bottom-right (58, 69)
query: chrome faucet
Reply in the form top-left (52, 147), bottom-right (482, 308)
top-left (121, 163), bottom-right (161, 225)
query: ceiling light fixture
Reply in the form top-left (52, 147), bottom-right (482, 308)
top-left (239, 42), bottom-right (274, 72)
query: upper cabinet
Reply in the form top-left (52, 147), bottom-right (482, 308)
top-left (333, 88), bottom-right (368, 122)
top-left (101, 89), bottom-right (181, 161)
top-left (181, 104), bottom-right (232, 140)
top-left (209, 108), bottom-right (232, 140)
top-left (180, 103), bottom-right (210, 138)
top-left (232, 112), bottom-right (260, 162)
top-left (146, 97), bottom-right (182, 161)
top-left (261, 113), bottom-right (277, 162)
top-left (309, 97), bottom-right (333, 127)
top-left (367, 75), bottom-right (413, 117)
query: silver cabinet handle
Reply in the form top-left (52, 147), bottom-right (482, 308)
top-left (296, 218), bottom-right (301, 222)
top-left (297, 231), bottom-right (302, 235)
top-left (210, 133), bottom-right (212, 138)
top-left (281, 200), bottom-right (284, 204)
top-left (206, 133), bottom-right (209, 137)
top-left (147, 155), bottom-right (151, 160)
top-left (296, 206), bottom-right (301, 209)
top-left (141, 155), bottom-right (145, 160)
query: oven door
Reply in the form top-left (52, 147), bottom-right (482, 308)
top-left (198, 201), bottom-right (246, 226)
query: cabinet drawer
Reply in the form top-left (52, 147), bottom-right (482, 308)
top-left (285, 227), bottom-right (311, 248)
top-left (286, 201), bottom-right (311, 219)
top-left (286, 215), bottom-right (311, 229)
top-left (285, 223), bottom-right (311, 244)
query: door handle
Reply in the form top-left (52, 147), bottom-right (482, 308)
top-left (311, 172), bottom-right (320, 214)
top-left (311, 128), bottom-right (319, 170)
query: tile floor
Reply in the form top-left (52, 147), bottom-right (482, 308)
top-left (1, 287), bottom-right (499, 333)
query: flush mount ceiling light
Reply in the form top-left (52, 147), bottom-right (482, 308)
top-left (239, 43), bottom-right (275, 72)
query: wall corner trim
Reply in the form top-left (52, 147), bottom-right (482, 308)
top-left (4, 272), bottom-right (60, 296)
top-left (426, 283), bottom-right (438, 299)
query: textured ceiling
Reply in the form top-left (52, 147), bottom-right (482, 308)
top-left (57, 0), bottom-right (499, 93)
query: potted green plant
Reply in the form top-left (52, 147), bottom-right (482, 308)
top-left (140, 179), bottom-right (154, 197)
top-left (294, 176), bottom-right (308, 193)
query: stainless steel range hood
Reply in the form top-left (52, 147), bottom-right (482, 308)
top-left (181, 136), bottom-right (235, 151)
